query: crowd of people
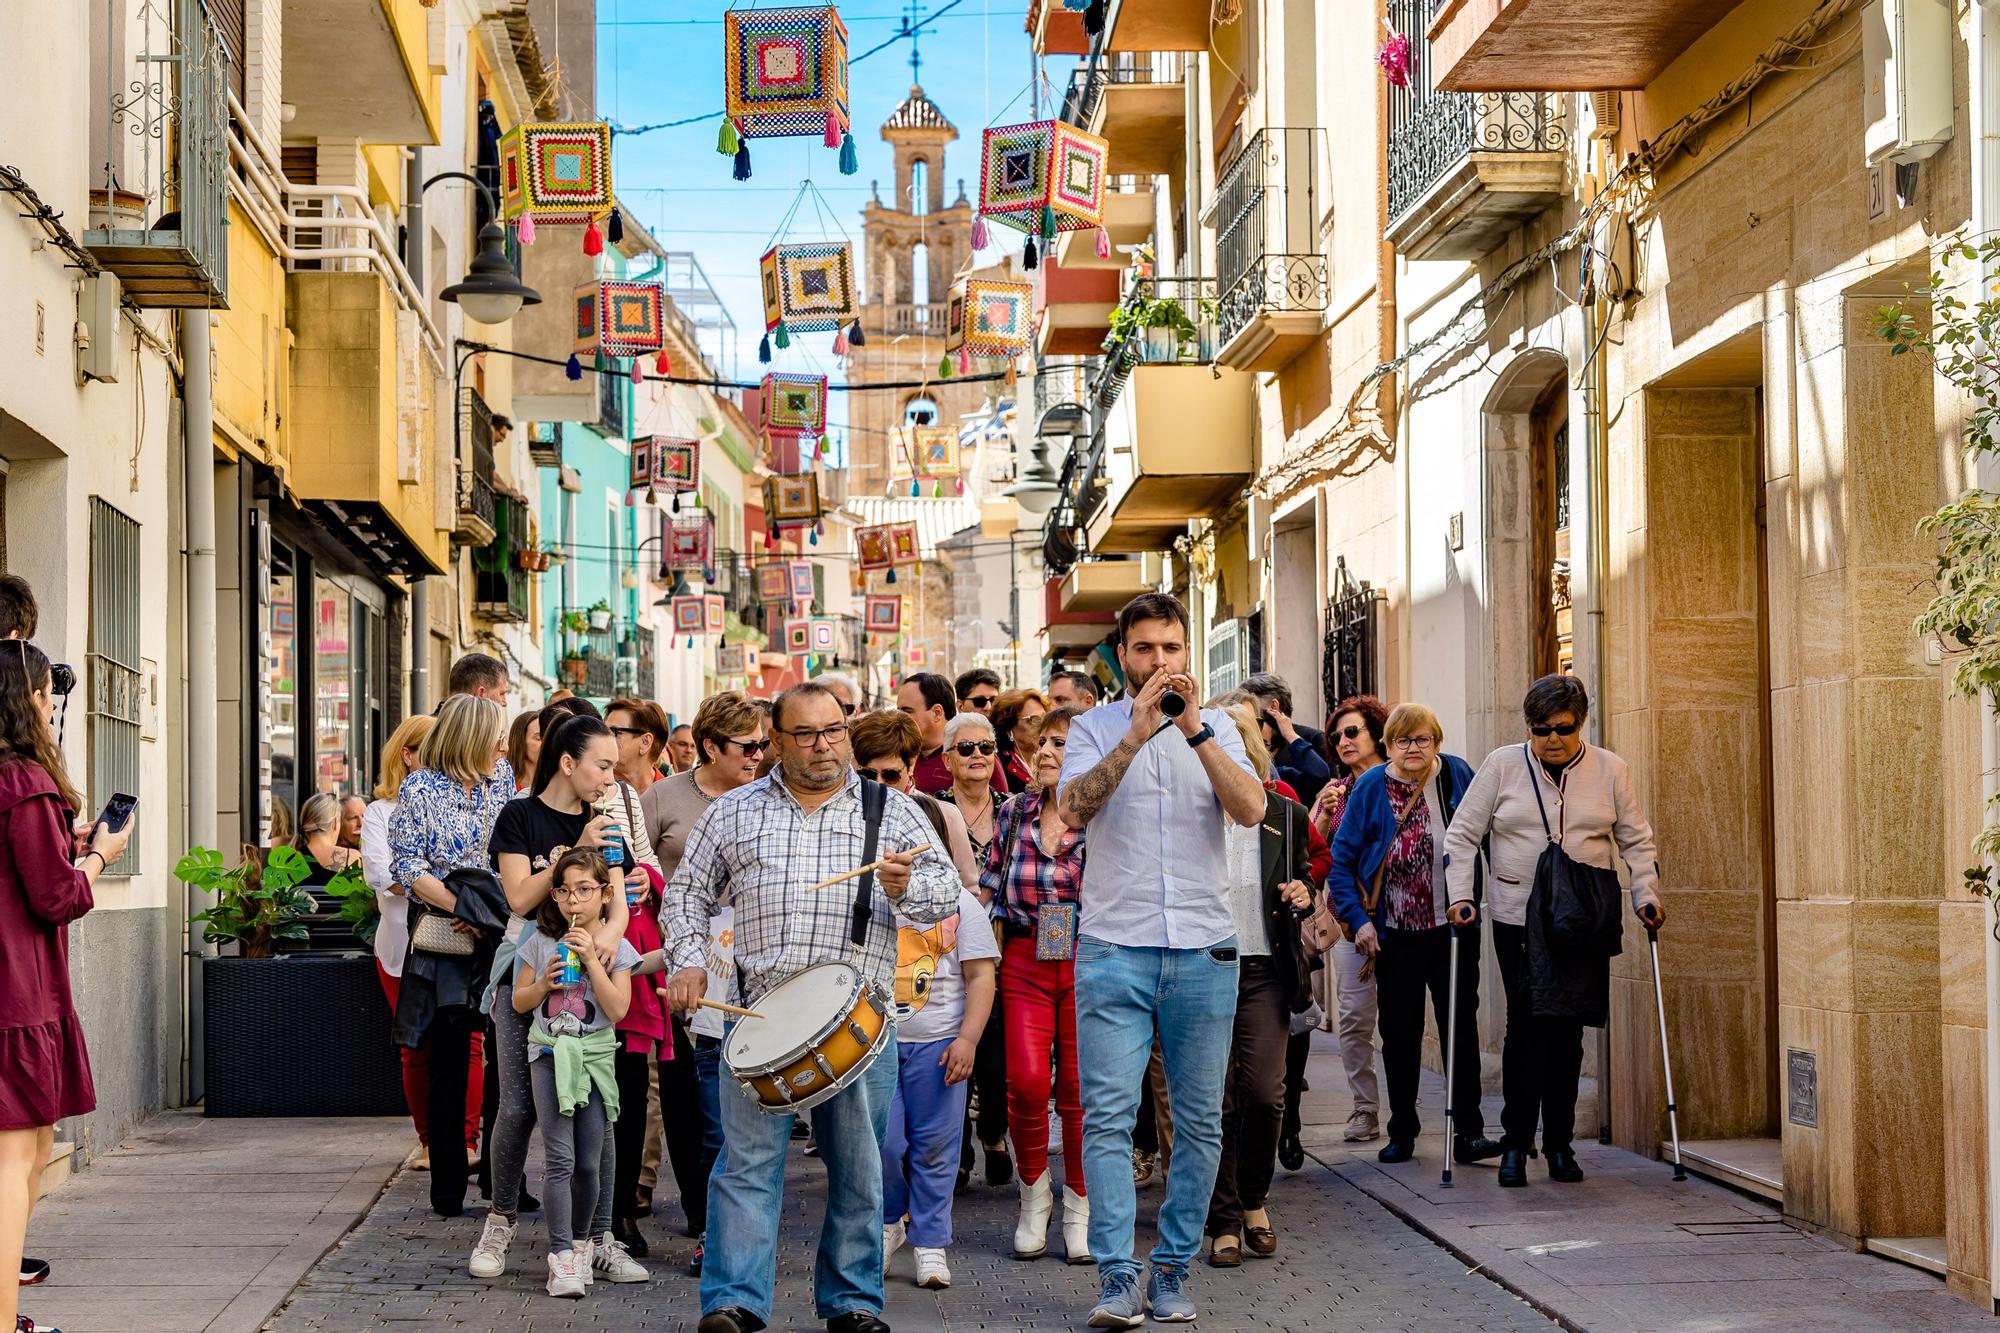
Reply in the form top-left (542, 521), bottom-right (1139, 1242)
top-left (0, 569), bottom-right (1667, 1333)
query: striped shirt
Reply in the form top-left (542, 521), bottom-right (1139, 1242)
top-left (663, 770), bottom-right (961, 1003)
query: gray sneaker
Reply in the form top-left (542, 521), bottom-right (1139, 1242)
top-left (1087, 1272), bottom-right (1146, 1329)
top-left (1148, 1264), bottom-right (1198, 1322)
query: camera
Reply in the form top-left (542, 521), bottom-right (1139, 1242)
top-left (50, 662), bottom-right (75, 696)
top-left (1160, 690), bottom-right (1186, 719)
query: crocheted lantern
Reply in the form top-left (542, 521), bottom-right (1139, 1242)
top-left (499, 122), bottom-right (615, 250)
top-left (672, 594), bottom-right (726, 636)
top-left (945, 277), bottom-right (1034, 360)
top-left (855, 523), bottom-right (893, 572)
top-left (756, 559), bottom-right (815, 604)
top-left (761, 242), bottom-right (858, 339)
top-left (975, 119), bottom-right (1108, 268)
top-left (889, 522), bottom-right (920, 565)
top-left (783, 618), bottom-right (813, 654)
top-left (664, 513), bottom-right (715, 574)
top-left (647, 437), bottom-right (700, 511)
top-left (575, 280), bottom-right (666, 359)
top-left (628, 435), bottom-right (654, 495)
top-left (865, 594), bottom-right (903, 636)
top-left (904, 640), bottom-right (929, 669)
top-left (718, 642), bottom-right (761, 676)
top-left (761, 373), bottom-right (829, 439)
top-left (809, 617), bottom-right (838, 654)
top-left (762, 472), bottom-right (823, 530)
top-left (721, 6), bottom-right (856, 177)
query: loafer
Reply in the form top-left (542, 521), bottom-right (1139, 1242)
top-left (1453, 1134), bottom-right (1506, 1165)
top-left (827, 1314), bottom-right (891, 1333)
top-left (1498, 1148), bottom-right (1530, 1187)
top-left (1087, 1273), bottom-right (1146, 1329)
top-left (612, 1214), bottom-right (649, 1258)
top-left (1206, 1235), bottom-right (1242, 1268)
top-left (1546, 1147), bottom-right (1585, 1183)
top-left (1376, 1139), bottom-right (1415, 1164)
top-left (1277, 1134), bottom-right (1305, 1171)
top-left (1245, 1222), bottom-right (1277, 1256)
top-left (698, 1309), bottom-right (767, 1333)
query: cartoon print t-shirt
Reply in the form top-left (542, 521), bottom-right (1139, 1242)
top-left (892, 887), bottom-right (1000, 1044)
top-left (516, 929), bottom-right (641, 1062)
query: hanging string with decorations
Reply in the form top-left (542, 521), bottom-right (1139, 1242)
top-left (500, 121), bottom-right (619, 253)
top-left (719, 5), bottom-right (859, 182)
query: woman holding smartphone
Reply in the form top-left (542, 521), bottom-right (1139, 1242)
top-left (0, 641), bottom-right (133, 1333)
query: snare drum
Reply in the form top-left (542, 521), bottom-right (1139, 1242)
top-left (724, 961), bottom-right (893, 1114)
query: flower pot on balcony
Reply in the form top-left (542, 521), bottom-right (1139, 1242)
top-left (588, 609), bottom-right (612, 631)
top-left (1143, 327), bottom-right (1177, 362)
top-left (562, 655), bottom-right (589, 686)
top-left (89, 187), bottom-right (148, 232)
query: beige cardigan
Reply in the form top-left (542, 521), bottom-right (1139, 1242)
top-left (1442, 743), bottom-right (1661, 927)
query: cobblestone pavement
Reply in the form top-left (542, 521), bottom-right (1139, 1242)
top-left (263, 1133), bottom-right (1552, 1332)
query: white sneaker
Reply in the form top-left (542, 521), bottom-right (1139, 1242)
top-left (1062, 1185), bottom-right (1093, 1264)
top-left (913, 1246), bottom-right (952, 1288)
top-left (469, 1213), bottom-right (516, 1279)
top-left (1013, 1173), bottom-right (1054, 1258)
top-left (882, 1219), bottom-right (907, 1277)
top-left (545, 1248), bottom-right (585, 1298)
top-left (575, 1236), bottom-right (594, 1287)
top-left (592, 1232), bottom-right (650, 1283)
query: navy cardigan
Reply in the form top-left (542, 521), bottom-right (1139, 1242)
top-left (1326, 755), bottom-right (1481, 935)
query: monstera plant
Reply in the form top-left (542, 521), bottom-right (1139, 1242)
top-left (177, 844), bottom-right (316, 959)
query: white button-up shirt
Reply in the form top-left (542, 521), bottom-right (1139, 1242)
top-left (1058, 697), bottom-right (1254, 949)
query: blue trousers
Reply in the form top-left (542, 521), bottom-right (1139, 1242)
top-left (882, 1037), bottom-right (969, 1247)
top-left (1075, 934), bottom-right (1239, 1285)
top-left (701, 1030), bottom-right (898, 1323)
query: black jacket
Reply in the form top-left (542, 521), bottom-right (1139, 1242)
top-left (1255, 790), bottom-right (1318, 1014)
top-left (392, 866), bottom-right (512, 1047)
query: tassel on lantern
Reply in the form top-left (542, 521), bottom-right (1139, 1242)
top-left (839, 130), bottom-right (859, 176)
top-left (971, 213), bottom-right (990, 249)
top-left (1084, 0), bottom-right (1107, 34)
top-left (655, 349), bottom-right (671, 376)
top-left (1005, 361), bottom-right (1019, 390)
top-left (824, 109), bottom-right (842, 149)
top-left (645, 481), bottom-right (657, 504)
top-left (630, 359), bottom-right (643, 385)
top-left (671, 490), bottom-right (681, 513)
top-left (733, 138), bottom-right (753, 181)
top-left (718, 117), bottom-right (740, 157)
top-left (809, 527), bottom-right (818, 546)
top-left (607, 210), bottom-right (624, 244)
top-left (954, 476), bottom-right (965, 495)
top-left (765, 526), bottom-right (777, 549)
top-left (1023, 234), bottom-right (1039, 269)
top-left (774, 320), bottom-right (791, 351)
top-left (687, 635), bottom-right (696, 649)
top-left (815, 518), bottom-right (825, 537)
top-left (1039, 202), bottom-right (1058, 243)
top-left (932, 480), bottom-right (943, 497)
top-left (565, 352), bottom-right (583, 381)
top-left (887, 567), bottom-right (898, 585)
top-left (908, 479), bottom-right (920, 497)
top-left (758, 332), bottom-right (772, 364)
top-left (938, 352), bottom-right (952, 379)
top-left (583, 217), bottom-right (604, 256)
top-left (517, 213), bottom-right (537, 245)
top-left (957, 347), bottom-right (971, 376)
top-left (847, 319), bottom-right (866, 347)
top-left (832, 325), bottom-right (849, 357)
top-left (1096, 225), bottom-right (1111, 260)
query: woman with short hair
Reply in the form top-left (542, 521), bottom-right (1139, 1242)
top-left (297, 792), bottom-right (358, 882)
top-left (990, 688), bottom-right (1048, 791)
top-left (605, 698), bottom-right (671, 795)
top-left (1326, 704), bottom-right (1500, 1168)
top-left (1443, 675), bottom-right (1664, 1187)
top-left (939, 709), bottom-right (1011, 1190)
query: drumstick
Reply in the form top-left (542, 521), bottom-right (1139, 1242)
top-left (803, 845), bottom-right (936, 894)
top-left (695, 998), bottom-right (766, 1020)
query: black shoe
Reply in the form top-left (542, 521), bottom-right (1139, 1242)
top-left (688, 1232), bottom-right (705, 1276)
top-left (612, 1214), bottom-right (649, 1258)
top-left (791, 1120), bottom-right (811, 1140)
top-left (1376, 1139), bottom-right (1415, 1164)
top-left (19, 1256), bottom-right (49, 1285)
top-left (1277, 1134), bottom-right (1305, 1172)
top-left (1453, 1134), bottom-right (1505, 1165)
top-left (827, 1314), bottom-right (891, 1333)
top-left (984, 1140), bottom-right (1013, 1187)
top-left (1498, 1148), bottom-right (1530, 1187)
top-left (1546, 1147), bottom-right (1585, 1183)
top-left (954, 1165), bottom-right (970, 1194)
top-left (518, 1188), bottom-right (541, 1214)
top-left (699, 1308), bottom-right (767, 1333)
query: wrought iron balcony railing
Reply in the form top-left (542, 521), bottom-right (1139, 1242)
top-left (1063, 51), bottom-right (1187, 128)
top-left (1384, 0), bottom-right (1567, 223)
top-left (1213, 128), bottom-right (1330, 352)
top-left (473, 495), bottom-right (533, 624)
top-left (597, 365), bottom-right (627, 440)
top-left (455, 388), bottom-right (498, 545)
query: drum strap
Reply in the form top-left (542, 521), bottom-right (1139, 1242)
top-left (851, 778), bottom-right (887, 948)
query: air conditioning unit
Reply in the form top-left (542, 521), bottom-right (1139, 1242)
top-left (1588, 91), bottom-right (1621, 141)
top-left (1863, 0), bottom-right (1952, 166)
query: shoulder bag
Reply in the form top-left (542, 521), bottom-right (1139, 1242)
top-left (408, 897), bottom-right (474, 956)
top-left (1524, 745), bottom-right (1623, 957)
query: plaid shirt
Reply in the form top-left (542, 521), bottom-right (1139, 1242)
top-left (663, 771), bottom-right (960, 1004)
top-left (978, 788), bottom-right (1085, 932)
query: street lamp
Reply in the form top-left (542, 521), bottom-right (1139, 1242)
top-left (425, 171), bottom-right (541, 327)
top-left (1004, 437), bottom-right (1062, 515)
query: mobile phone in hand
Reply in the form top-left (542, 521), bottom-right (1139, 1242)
top-left (95, 792), bottom-right (138, 834)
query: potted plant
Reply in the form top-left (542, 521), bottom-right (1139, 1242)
top-left (562, 652), bottom-right (589, 686)
top-left (587, 599), bottom-right (613, 631)
top-left (179, 845), bottom-right (404, 1117)
top-left (560, 609), bottom-right (590, 636)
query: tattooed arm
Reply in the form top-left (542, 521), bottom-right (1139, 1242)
top-left (1056, 731), bottom-right (1143, 829)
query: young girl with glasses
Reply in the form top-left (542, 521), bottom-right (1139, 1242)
top-left (513, 847), bottom-right (641, 1299)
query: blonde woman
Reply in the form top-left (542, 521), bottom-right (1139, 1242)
top-left (296, 793), bottom-right (357, 882)
top-left (388, 694), bottom-right (513, 1216)
top-left (361, 713), bottom-right (468, 1169)
top-left (1324, 704), bottom-right (1499, 1169)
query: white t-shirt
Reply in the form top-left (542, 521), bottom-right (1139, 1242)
top-left (687, 906), bottom-right (736, 1040)
top-left (891, 888), bottom-right (1000, 1045)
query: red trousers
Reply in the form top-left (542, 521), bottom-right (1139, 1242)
top-left (377, 962), bottom-right (484, 1148)
top-left (1000, 935), bottom-right (1086, 1194)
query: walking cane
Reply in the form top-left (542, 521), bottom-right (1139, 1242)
top-left (1442, 920), bottom-right (1461, 1189)
top-left (1645, 920), bottom-right (1687, 1181)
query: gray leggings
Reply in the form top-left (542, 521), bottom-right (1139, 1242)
top-left (492, 988), bottom-right (615, 1236)
top-left (528, 1057), bottom-right (608, 1251)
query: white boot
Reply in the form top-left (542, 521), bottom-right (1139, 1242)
top-left (1013, 1172), bottom-right (1054, 1258)
top-left (1062, 1186), bottom-right (1092, 1264)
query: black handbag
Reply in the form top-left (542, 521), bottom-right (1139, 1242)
top-left (1524, 745), bottom-right (1623, 958)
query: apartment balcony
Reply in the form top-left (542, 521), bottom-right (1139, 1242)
top-left (1028, 0), bottom-right (1092, 55)
top-left (1211, 128), bottom-right (1331, 373)
top-left (453, 388), bottom-right (499, 549)
top-left (1104, 0), bottom-right (1214, 51)
top-left (83, 0), bottom-right (230, 307)
top-left (472, 493), bottom-right (534, 624)
top-left (1431, 0), bottom-right (1748, 92)
top-left (1067, 54), bottom-right (1186, 177)
top-left (1385, 0), bottom-right (1567, 261)
top-left (1060, 555), bottom-right (1164, 613)
top-left (281, 0), bottom-right (439, 141)
top-left (872, 302), bottom-right (949, 340)
top-left (286, 269), bottom-right (449, 574)
top-left (1058, 177), bottom-right (1156, 271)
top-left (1036, 256), bottom-right (1121, 357)
top-left (1075, 279), bottom-right (1252, 554)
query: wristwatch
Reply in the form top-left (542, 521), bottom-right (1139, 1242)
top-left (1186, 723), bottom-right (1214, 749)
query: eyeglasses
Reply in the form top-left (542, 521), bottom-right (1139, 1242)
top-left (856, 764), bottom-right (907, 784)
top-left (780, 723), bottom-right (849, 748)
top-left (723, 736), bottom-right (771, 756)
top-left (964, 694), bottom-right (997, 709)
top-left (1336, 724), bottom-right (1367, 742)
top-left (836, 701), bottom-right (857, 717)
top-left (1529, 722), bottom-right (1581, 738)
top-left (951, 740), bottom-right (997, 757)
top-left (553, 881), bottom-right (604, 898)
top-left (607, 725), bottom-right (649, 739)
top-left (1390, 736), bottom-right (1437, 752)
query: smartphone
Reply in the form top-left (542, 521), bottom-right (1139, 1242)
top-left (95, 792), bottom-right (138, 833)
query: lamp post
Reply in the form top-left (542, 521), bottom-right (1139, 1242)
top-left (424, 171), bottom-right (541, 326)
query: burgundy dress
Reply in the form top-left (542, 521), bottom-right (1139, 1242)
top-left (0, 759), bottom-right (95, 1129)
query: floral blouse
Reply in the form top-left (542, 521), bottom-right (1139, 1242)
top-left (388, 760), bottom-right (516, 889)
top-left (1379, 773), bottom-right (1443, 932)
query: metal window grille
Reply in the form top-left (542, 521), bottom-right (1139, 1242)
top-left (89, 498), bottom-right (142, 871)
top-left (1552, 419), bottom-right (1572, 532)
top-left (1322, 557), bottom-right (1379, 715)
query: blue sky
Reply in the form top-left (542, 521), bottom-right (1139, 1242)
top-left (596, 0), bottom-right (1056, 441)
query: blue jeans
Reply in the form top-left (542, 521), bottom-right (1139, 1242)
top-left (1075, 934), bottom-right (1239, 1285)
top-left (694, 1035), bottom-right (725, 1169)
top-left (883, 1037), bottom-right (969, 1247)
top-left (701, 1028), bottom-right (899, 1323)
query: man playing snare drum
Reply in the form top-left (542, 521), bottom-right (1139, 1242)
top-left (664, 681), bottom-right (961, 1333)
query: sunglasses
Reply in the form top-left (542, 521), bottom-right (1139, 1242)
top-left (1530, 722), bottom-right (1581, 738)
top-left (951, 740), bottom-right (997, 757)
top-left (965, 694), bottom-right (997, 709)
top-left (723, 737), bottom-right (771, 756)
top-left (1336, 724), bottom-right (1367, 742)
top-left (856, 764), bottom-right (907, 784)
